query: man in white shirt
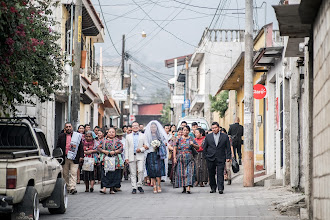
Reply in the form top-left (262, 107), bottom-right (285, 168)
top-left (124, 122), bottom-right (148, 194)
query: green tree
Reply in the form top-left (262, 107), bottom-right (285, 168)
top-left (160, 100), bottom-right (171, 124)
top-left (0, 0), bottom-right (64, 114)
top-left (209, 90), bottom-right (229, 118)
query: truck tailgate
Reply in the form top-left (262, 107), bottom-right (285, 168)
top-left (0, 161), bottom-right (7, 189)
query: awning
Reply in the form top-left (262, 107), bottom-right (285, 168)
top-left (299, 0), bottom-right (323, 24)
top-left (80, 75), bottom-right (97, 104)
top-left (273, 4), bottom-right (311, 38)
top-left (104, 95), bottom-right (120, 116)
top-left (253, 47), bottom-right (283, 67)
top-left (165, 54), bottom-right (192, 68)
top-left (62, 0), bottom-right (104, 40)
top-left (191, 53), bottom-right (205, 67)
top-left (216, 52), bottom-right (245, 94)
top-left (190, 94), bottom-right (205, 112)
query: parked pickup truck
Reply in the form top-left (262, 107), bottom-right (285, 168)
top-left (0, 117), bottom-right (67, 220)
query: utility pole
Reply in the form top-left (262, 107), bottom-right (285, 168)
top-left (243, 0), bottom-right (254, 187)
top-left (71, 0), bottom-right (82, 130)
top-left (120, 34), bottom-right (125, 127)
top-left (128, 64), bottom-right (132, 120)
top-left (68, 2), bottom-right (74, 122)
top-left (185, 57), bottom-right (189, 117)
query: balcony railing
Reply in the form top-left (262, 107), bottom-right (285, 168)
top-left (198, 29), bottom-right (245, 46)
top-left (198, 28), bottom-right (283, 46)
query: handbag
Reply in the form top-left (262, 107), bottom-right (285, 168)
top-left (232, 157), bottom-right (240, 173)
top-left (104, 156), bottom-right (116, 173)
top-left (82, 157), bottom-right (94, 171)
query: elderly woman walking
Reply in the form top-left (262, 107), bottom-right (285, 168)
top-left (98, 127), bottom-right (124, 194)
top-left (173, 126), bottom-right (199, 194)
top-left (82, 131), bottom-right (97, 192)
top-left (194, 128), bottom-right (208, 187)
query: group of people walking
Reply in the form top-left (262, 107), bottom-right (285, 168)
top-left (56, 118), bottom-right (243, 195)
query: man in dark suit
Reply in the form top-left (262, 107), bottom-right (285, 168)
top-left (203, 122), bottom-right (231, 194)
top-left (228, 117), bottom-right (244, 165)
top-left (56, 122), bottom-right (84, 194)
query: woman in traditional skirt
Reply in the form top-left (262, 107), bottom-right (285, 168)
top-left (194, 128), bottom-right (208, 187)
top-left (82, 131), bottom-right (97, 192)
top-left (77, 125), bottom-right (85, 184)
top-left (98, 127), bottom-right (124, 194)
top-left (94, 130), bottom-right (105, 185)
top-left (173, 126), bottom-right (199, 194)
top-left (144, 121), bottom-right (168, 193)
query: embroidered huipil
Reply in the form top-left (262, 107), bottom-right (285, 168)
top-left (103, 138), bottom-right (124, 169)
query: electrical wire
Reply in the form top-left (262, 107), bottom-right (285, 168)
top-left (128, 0), bottom-right (190, 54)
top-left (172, 0), bottom-right (244, 10)
top-left (128, 54), bottom-right (173, 77)
top-left (97, 0), bottom-right (120, 56)
top-left (129, 58), bottom-right (169, 83)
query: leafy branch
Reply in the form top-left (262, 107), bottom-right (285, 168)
top-left (209, 90), bottom-right (229, 118)
top-left (0, 0), bottom-right (65, 115)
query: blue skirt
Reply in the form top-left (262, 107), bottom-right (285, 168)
top-left (174, 152), bottom-right (195, 188)
top-left (146, 152), bottom-right (165, 178)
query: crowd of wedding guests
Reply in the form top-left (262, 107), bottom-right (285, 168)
top-left (56, 118), bottom-right (242, 195)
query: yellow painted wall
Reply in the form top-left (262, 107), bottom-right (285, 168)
top-left (79, 102), bottom-right (85, 125)
top-left (253, 30), bottom-right (266, 51)
top-left (253, 72), bottom-right (265, 170)
top-left (61, 6), bottom-right (69, 53)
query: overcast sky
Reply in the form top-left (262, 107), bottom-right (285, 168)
top-left (91, 0), bottom-right (280, 101)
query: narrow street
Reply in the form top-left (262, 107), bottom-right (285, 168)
top-left (40, 177), bottom-right (299, 220)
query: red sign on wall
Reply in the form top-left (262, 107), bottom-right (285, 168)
top-left (253, 84), bottom-right (267, 99)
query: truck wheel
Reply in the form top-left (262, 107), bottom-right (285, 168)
top-left (48, 178), bottom-right (67, 214)
top-left (12, 186), bottom-right (39, 220)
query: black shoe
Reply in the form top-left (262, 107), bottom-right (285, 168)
top-left (70, 189), bottom-right (77, 195)
top-left (186, 190), bottom-right (191, 194)
top-left (210, 189), bottom-right (216, 193)
top-left (132, 189), bottom-right (137, 194)
top-left (137, 187), bottom-right (144, 193)
top-left (219, 190), bottom-right (224, 194)
top-left (161, 180), bottom-right (165, 182)
top-left (182, 187), bottom-right (186, 193)
top-left (90, 188), bottom-right (94, 192)
top-left (239, 159), bottom-right (242, 165)
top-left (227, 180), bottom-right (231, 185)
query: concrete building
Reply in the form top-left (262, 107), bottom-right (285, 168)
top-left (165, 55), bottom-right (191, 125)
top-left (134, 103), bottom-right (164, 126)
top-left (15, 0), bottom-right (115, 148)
top-left (215, 23), bottom-right (284, 172)
top-left (274, 0), bottom-right (330, 219)
top-left (188, 28), bottom-right (245, 124)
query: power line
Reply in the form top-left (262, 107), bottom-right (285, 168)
top-left (129, 57), bottom-right (169, 83)
top-left (97, 0), bottom-right (120, 56)
top-left (128, 54), bottom-right (172, 76)
top-left (128, 0), bottom-right (190, 54)
top-left (172, 0), bottom-right (244, 10)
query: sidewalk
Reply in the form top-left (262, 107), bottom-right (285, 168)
top-left (231, 165), bottom-right (304, 219)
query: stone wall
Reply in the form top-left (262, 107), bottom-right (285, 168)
top-left (312, 1), bottom-right (330, 219)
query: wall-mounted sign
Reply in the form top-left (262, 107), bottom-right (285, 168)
top-left (184, 99), bottom-right (190, 109)
top-left (253, 84), bottom-right (267, 99)
top-left (173, 95), bottom-right (185, 104)
top-left (112, 90), bottom-right (127, 101)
